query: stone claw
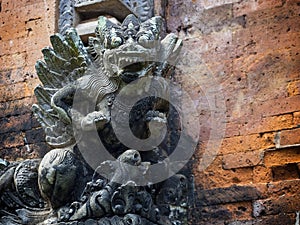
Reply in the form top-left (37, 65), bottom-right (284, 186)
top-left (145, 110), bottom-right (167, 141)
top-left (145, 110), bottom-right (167, 123)
top-left (81, 111), bottom-right (109, 131)
top-left (70, 201), bottom-right (81, 211)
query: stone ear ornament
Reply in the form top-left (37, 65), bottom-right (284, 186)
top-left (0, 14), bottom-right (193, 225)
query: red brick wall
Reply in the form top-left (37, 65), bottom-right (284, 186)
top-left (167, 0), bottom-right (300, 224)
top-left (0, 0), bottom-right (57, 160)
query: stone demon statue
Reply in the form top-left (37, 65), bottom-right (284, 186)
top-left (0, 14), bottom-right (191, 225)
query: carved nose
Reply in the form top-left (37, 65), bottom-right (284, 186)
top-left (121, 38), bottom-right (140, 51)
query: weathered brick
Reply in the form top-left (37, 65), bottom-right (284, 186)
top-left (251, 95), bottom-right (300, 118)
top-left (202, 0), bottom-right (240, 9)
top-left (233, 50), bottom-right (299, 102)
top-left (0, 131), bottom-right (24, 148)
top-left (0, 83), bottom-right (25, 103)
top-left (233, 0), bottom-right (284, 17)
top-left (194, 156), bottom-right (254, 189)
top-left (0, 66), bottom-right (38, 87)
top-left (253, 165), bottom-right (273, 183)
top-left (224, 122), bottom-right (241, 137)
top-left (271, 163), bottom-right (300, 181)
top-left (0, 142), bottom-right (49, 161)
top-left (266, 179), bottom-right (300, 197)
top-left (219, 133), bottom-right (275, 155)
top-left (0, 147), bottom-right (25, 161)
top-left (0, 22), bottom-right (28, 41)
top-left (0, 35), bottom-right (49, 57)
top-left (223, 150), bottom-right (264, 169)
top-left (228, 213), bottom-right (296, 225)
top-left (234, 0), bottom-right (300, 36)
top-left (190, 205), bottom-right (232, 224)
top-left (0, 96), bottom-right (36, 117)
top-left (253, 194), bottom-right (300, 217)
top-left (201, 30), bottom-right (236, 62)
top-left (0, 41), bottom-right (10, 57)
top-left (0, 81), bottom-right (37, 103)
top-left (294, 111), bottom-right (300, 125)
top-left (167, 1), bottom-right (247, 37)
top-left (24, 78), bottom-right (40, 97)
top-left (26, 49), bottom-right (46, 67)
top-left (239, 114), bottom-right (295, 135)
top-left (264, 146), bottom-right (300, 167)
top-left (0, 69), bottom-right (12, 86)
top-left (287, 80), bottom-right (300, 96)
top-left (255, 213), bottom-right (296, 225)
top-left (204, 60), bottom-right (234, 87)
top-left (0, 113), bottom-right (32, 134)
top-left (175, 0), bottom-right (300, 223)
top-left (0, 52), bottom-right (27, 70)
top-left (280, 128), bottom-right (300, 146)
top-left (227, 220), bottom-right (253, 225)
top-left (0, 2), bottom-right (50, 29)
top-left (246, 1), bottom-right (300, 27)
top-left (1, 0), bottom-right (44, 13)
top-left (190, 201), bottom-right (252, 224)
top-left (197, 185), bottom-right (262, 206)
top-left (232, 27), bottom-right (300, 61)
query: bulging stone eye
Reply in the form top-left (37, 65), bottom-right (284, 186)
top-left (111, 36), bottom-right (123, 48)
top-left (104, 35), bottom-right (123, 49)
top-left (137, 33), bottom-right (155, 48)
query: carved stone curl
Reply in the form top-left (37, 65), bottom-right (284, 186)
top-left (0, 14), bottom-right (191, 225)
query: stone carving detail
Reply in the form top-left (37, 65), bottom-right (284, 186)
top-left (58, 0), bottom-right (75, 35)
top-left (123, 0), bottom-right (154, 22)
top-left (58, 0), bottom-right (155, 35)
top-left (0, 14), bottom-right (192, 225)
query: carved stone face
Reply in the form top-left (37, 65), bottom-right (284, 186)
top-left (96, 14), bottom-right (163, 83)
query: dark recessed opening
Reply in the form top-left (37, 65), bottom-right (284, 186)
top-left (272, 163), bottom-right (300, 181)
top-left (238, 206), bottom-right (247, 212)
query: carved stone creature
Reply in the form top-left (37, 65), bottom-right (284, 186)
top-left (0, 160), bottom-right (45, 208)
top-left (38, 148), bottom-right (92, 209)
top-left (32, 13), bottom-right (181, 148)
top-left (0, 14), bottom-right (189, 225)
top-left (32, 12), bottom-right (181, 206)
top-left (0, 160), bottom-right (50, 225)
top-left (61, 150), bottom-right (153, 221)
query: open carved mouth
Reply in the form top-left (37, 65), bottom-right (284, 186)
top-left (122, 62), bottom-right (147, 72)
top-left (105, 50), bottom-right (156, 77)
top-left (119, 62), bottom-right (149, 83)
